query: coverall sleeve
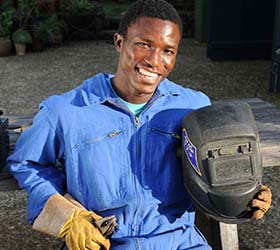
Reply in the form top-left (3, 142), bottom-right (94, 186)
top-left (7, 104), bottom-right (65, 224)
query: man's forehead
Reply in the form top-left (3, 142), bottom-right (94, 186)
top-left (126, 17), bottom-right (181, 43)
top-left (128, 16), bottom-right (180, 30)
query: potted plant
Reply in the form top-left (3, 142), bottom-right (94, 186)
top-left (31, 17), bottom-right (53, 51)
top-left (12, 0), bottom-right (39, 55)
top-left (12, 29), bottom-right (32, 55)
top-left (59, 0), bottom-right (104, 41)
top-left (48, 14), bottom-right (65, 46)
top-left (0, 7), bottom-right (15, 57)
top-left (32, 14), bottom-right (65, 50)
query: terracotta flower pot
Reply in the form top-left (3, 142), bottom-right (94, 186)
top-left (0, 37), bottom-right (12, 57)
top-left (14, 42), bottom-right (27, 56)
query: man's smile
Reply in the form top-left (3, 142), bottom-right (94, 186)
top-left (136, 67), bottom-right (161, 80)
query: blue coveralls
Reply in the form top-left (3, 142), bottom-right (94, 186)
top-left (8, 73), bottom-right (212, 250)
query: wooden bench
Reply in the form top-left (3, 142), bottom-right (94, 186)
top-left (0, 113), bottom-right (34, 191)
top-left (0, 97), bottom-right (279, 250)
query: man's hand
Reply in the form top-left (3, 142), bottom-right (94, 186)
top-left (59, 210), bottom-right (110, 250)
top-left (251, 185), bottom-right (272, 220)
top-left (33, 194), bottom-right (116, 250)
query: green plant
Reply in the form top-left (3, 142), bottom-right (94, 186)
top-left (59, 0), bottom-right (96, 14)
top-left (46, 14), bottom-right (65, 35)
top-left (12, 29), bottom-right (32, 43)
top-left (0, 7), bottom-right (16, 38)
top-left (32, 14), bottom-right (65, 44)
top-left (14, 0), bottom-right (39, 31)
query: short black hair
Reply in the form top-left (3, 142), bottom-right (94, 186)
top-left (117, 0), bottom-right (182, 38)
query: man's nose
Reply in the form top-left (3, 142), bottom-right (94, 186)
top-left (145, 49), bottom-right (161, 67)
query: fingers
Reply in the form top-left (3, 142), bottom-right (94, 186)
top-left (257, 185), bottom-right (272, 201)
top-left (85, 235), bottom-right (102, 250)
top-left (91, 226), bottom-right (111, 250)
top-left (252, 209), bottom-right (265, 220)
top-left (89, 211), bottom-right (103, 221)
top-left (251, 185), bottom-right (272, 220)
top-left (85, 241), bottom-right (101, 250)
top-left (251, 199), bottom-right (270, 213)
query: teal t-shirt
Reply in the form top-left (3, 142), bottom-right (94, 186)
top-left (109, 79), bottom-right (147, 116)
top-left (118, 97), bottom-right (146, 116)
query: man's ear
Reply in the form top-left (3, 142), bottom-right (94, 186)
top-left (114, 33), bottom-right (123, 52)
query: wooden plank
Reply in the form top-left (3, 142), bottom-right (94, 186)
top-left (261, 249), bottom-right (280, 250)
top-left (215, 98), bottom-right (263, 104)
top-left (0, 175), bottom-right (19, 191)
top-left (254, 113), bottom-right (280, 120)
top-left (7, 113), bottom-right (34, 131)
top-left (219, 223), bottom-right (239, 250)
top-left (0, 167), bottom-right (19, 191)
top-left (260, 139), bottom-right (280, 148)
top-left (249, 99), bottom-right (276, 106)
top-left (249, 99), bottom-right (280, 168)
top-left (261, 148), bottom-right (280, 167)
top-left (7, 113), bottom-right (35, 121)
top-left (258, 125), bottom-right (280, 133)
top-left (195, 210), bottom-right (222, 249)
top-left (250, 102), bottom-right (279, 110)
top-left (260, 135), bottom-right (280, 143)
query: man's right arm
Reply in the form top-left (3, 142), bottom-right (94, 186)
top-left (7, 104), bottom-right (65, 224)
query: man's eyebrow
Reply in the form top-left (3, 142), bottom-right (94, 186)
top-left (138, 37), bottom-right (152, 43)
top-left (166, 44), bottom-right (178, 49)
top-left (139, 37), bottom-right (178, 49)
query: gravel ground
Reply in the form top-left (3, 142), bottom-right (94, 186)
top-left (0, 38), bottom-right (279, 249)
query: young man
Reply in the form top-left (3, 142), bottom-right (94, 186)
top-left (8, 0), bottom-right (271, 249)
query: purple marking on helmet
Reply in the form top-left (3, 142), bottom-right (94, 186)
top-left (182, 129), bottom-right (202, 176)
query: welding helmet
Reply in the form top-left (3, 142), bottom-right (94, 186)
top-left (181, 102), bottom-right (263, 223)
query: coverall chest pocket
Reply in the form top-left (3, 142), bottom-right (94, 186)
top-left (68, 124), bottom-right (129, 210)
top-left (145, 124), bottom-right (185, 198)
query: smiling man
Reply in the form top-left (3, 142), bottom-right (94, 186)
top-left (113, 16), bottom-right (180, 103)
top-left (7, 0), bottom-right (271, 250)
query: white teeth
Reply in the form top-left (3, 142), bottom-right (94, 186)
top-left (138, 68), bottom-right (158, 78)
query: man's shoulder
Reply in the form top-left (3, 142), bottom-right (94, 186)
top-left (42, 73), bottom-right (108, 109)
top-left (160, 78), bottom-right (211, 107)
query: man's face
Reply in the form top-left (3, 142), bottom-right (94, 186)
top-left (113, 17), bottom-right (181, 103)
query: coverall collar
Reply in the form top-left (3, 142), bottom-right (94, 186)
top-left (80, 73), bottom-right (181, 106)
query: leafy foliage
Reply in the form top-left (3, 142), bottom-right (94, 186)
top-left (12, 29), bottom-right (32, 43)
top-left (32, 14), bottom-right (65, 43)
top-left (59, 0), bottom-right (96, 14)
top-left (0, 7), bottom-right (15, 37)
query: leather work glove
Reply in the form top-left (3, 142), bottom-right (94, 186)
top-left (251, 185), bottom-right (272, 220)
top-left (58, 210), bottom-right (110, 250)
top-left (33, 193), bottom-right (117, 250)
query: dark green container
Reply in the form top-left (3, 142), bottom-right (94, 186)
top-left (195, 0), bottom-right (209, 42)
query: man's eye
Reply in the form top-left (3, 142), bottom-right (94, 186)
top-left (137, 42), bottom-right (149, 48)
top-left (164, 49), bottom-right (174, 55)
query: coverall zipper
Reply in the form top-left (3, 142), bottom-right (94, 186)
top-left (108, 95), bottom-right (163, 238)
top-left (134, 116), bottom-right (139, 128)
top-left (151, 127), bottom-right (181, 140)
top-left (130, 94), bottom-right (163, 236)
top-left (131, 114), bottom-right (141, 233)
top-left (73, 131), bottom-right (121, 148)
top-left (134, 238), bottom-right (140, 250)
